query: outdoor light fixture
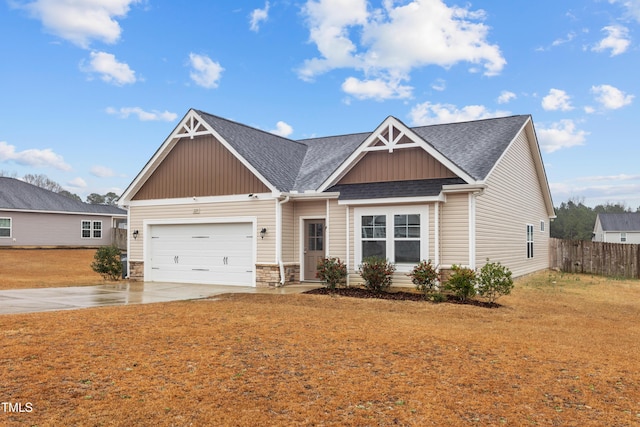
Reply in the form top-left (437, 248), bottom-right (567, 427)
top-left (133, 229), bottom-right (139, 239)
top-left (260, 228), bottom-right (267, 239)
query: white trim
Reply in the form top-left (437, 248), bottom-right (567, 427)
top-left (119, 109), bottom-right (278, 204)
top-left (299, 216), bottom-right (327, 282)
top-left (468, 193), bottom-right (476, 270)
top-left (127, 193), bottom-right (274, 207)
top-left (338, 195), bottom-right (445, 206)
top-left (325, 199), bottom-right (330, 256)
top-left (346, 205), bottom-right (350, 286)
top-left (81, 219), bottom-right (103, 240)
top-left (434, 202), bottom-right (439, 268)
top-left (143, 217), bottom-right (257, 286)
top-left (0, 208), bottom-right (125, 218)
top-left (0, 216), bottom-right (12, 239)
top-left (317, 116), bottom-right (475, 192)
top-left (353, 206), bottom-right (429, 273)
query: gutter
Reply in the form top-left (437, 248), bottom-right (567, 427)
top-left (276, 195), bottom-right (290, 286)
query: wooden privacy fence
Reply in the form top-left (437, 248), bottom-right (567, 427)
top-left (549, 238), bottom-right (640, 279)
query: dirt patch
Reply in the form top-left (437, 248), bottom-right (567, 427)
top-left (1, 270), bottom-right (639, 426)
top-left (0, 249), bottom-right (107, 289)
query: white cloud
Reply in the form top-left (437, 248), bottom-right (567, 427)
top-left (82, 51), bottom-right (136, 85)
top-left (269, 121), bottom-right (294, 137)
top-left (552, 31), bottom-right (576, 47)
top-left (250, 1), bottom-right (270, 32)
top-left (90, 165), bottom-right (115, 178)
top-left (409, 102), bottom-right (510, 126)
top-left (431, 78), bottom-right (446, 92)
top-left (299, 0), bottom-right (505, 99)
top-left (537, 120), bottom-right (588, 153)
top-left (17, 0), bottom-right (141, 48)
top-left (591, 84), bottom-right (634, 109)
top-left (497, 90), bottom-right (516, 104)
top-left (67, 177), bottom-right (88, 188)
top-left (542, 88), bottom-right (573, 111)
top-left (609, 0), bottom-right (640, 23)
top-left (188, 53), bottom-right (224, 89)
top-left (0, 141), bottom-right (71, 171)
top-left (592, 25), bottom-right (631, 56)
top-left (342, 76), bottom-right (413, 100)
top-left (106, 107), bottom-right (178, 121)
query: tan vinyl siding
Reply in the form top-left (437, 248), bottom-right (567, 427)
top-left (337, 148), bottom-right (456, 185)
top-left (327, 199), bottom-right (347, 260)
top-left (476, 130), bottom-right (550, 277)
top-left (292, 200), bottom-right (326, 260)
top-left (281, 201), bottom-right (295, 262)
top-left (132, 134), bottom-right (270, 200)
top-left (129, 199), bottom-right (275, 263)
top-left (440, 193), bottom-right (470, 266)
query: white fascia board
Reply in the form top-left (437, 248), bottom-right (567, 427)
top-left (317, 116), bottom-right (475, 192)
top-left (127, 192), bottom-right (275, 207)
top-left (119, 110), bottom-right (279, 204)
top-left (338, 195), bottom-right (445, 206)
top-left (0, 208), bottom-right (126, 218)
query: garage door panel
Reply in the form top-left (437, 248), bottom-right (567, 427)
top-left (148, 222), bottom-right (254, 286)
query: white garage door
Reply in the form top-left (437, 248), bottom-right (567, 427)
top-left (148, 222), bottom-right (254, 286)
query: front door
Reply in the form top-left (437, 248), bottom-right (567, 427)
top-left (304, 219), bottom-right (325, 281)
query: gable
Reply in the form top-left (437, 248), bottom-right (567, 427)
top-left (336, 147), bottom-right (457, 185)
top-left (132, 134), bottom-right (270, 200)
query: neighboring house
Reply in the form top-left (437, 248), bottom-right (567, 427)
top-left (119, 109), bottom-right (555, 287)
top-left (0, 177), bottom-right (127, 248)
top-left (592, 213), bottom-right (640, 244)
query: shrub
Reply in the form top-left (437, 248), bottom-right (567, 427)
top-left (477, 259), bottom-right (514, 304)
top-left (358, 257), bottom-right (396, 293)
top-left (443, 264), bottom-right (476, 302)
top-left (91, 245), bottom-right (122, 281)
top-left (408, 260), bottom-right (439, 299)
top-left (316, 257), bottom-right (347, 290)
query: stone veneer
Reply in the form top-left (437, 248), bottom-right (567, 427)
top-left (129, 261), bottom-right (301, 287)
top-left (256, 263), bottom-right (300, 287)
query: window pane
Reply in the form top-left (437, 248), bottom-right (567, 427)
top-left (82, 230), bottom-right (91, 238)
top-left (93, 230), bottom-right (102, 238)
top-left (373, 226), bottom-right (386, 238)
top-left (316, 237), bottom-right (323, 251)
top-left (394, 226), bottom-right (406, 238)
top-left (408, 214), bottom-right (420, 226)
top-left (82, 221), bottom-right (91, 230)
top-left (0, 229), bottom-right (9, 237)
top-left (395, 241), bottom-right (420, 263)
top-left (394, 215), bottom-right (407, 227)
top-left (362, 227), bottom-right (373, 238)
top-left (407, 226), bottom-right (420, 238)
top-left (363, 241), bottom-right (386, 259)
top-left (362, 216), bottom-right (373, 227)
top-left (0, 218), bottom-right (10, 227)
top-left (374, 216), bottom-right (386, 227)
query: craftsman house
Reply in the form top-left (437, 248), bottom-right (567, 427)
top-left (119, 109), bottom-right (555, 287)
top-left (0, 177), bottom-right (126, 248)
top-left (593, 213), bottom-right (640, 244)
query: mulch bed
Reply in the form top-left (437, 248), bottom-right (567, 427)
top-left (305, 286), bottom-right (499, 307)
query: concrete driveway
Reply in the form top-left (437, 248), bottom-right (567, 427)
top-left (0, 282), bottom-right (320, 315)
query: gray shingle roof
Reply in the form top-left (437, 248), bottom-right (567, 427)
top-left (196, 110), bottom-right (308, 191)
top-left (597, 213), bottom-right (640, 231)
top-left (193, 110), bottom-right (531, 193)
top-left (327, 177), bottom-right (466, 200)
top-left (411, 115), bottom-right (530, 181)
top-left (0, 177), bottom-right (126, 215)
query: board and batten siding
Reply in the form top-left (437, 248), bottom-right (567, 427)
top-left (440, 193), bottom-right (470, 267)
top-left (128, 199), bottom-right (276, 264)
top-left (132, 134), bottom-right (270, 200)
top-left (476, 129), bottom-right (550, 277)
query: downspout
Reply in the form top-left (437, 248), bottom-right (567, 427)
top-left (276, 195), bottom-right (290, 286)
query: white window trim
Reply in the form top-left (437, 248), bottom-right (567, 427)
top-left (621, 232), bottom-right (627, 243)
top-left (0, 217), bottom-right (11, 238)
top-left (81, 220), bottom-right (103, 239)
top-left (526, 224), bottom-right (534, 259)
top-left (354, 206), bottom-right (429, 272)
top-left (540, 220), bottom-right (545, 233)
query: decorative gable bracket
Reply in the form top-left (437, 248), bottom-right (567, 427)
top-left (365, 123), bottom-right (420, 153)
top-left (176, 115), bottom-right (210, 140)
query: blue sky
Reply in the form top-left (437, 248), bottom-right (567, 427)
top-left (1, 0), bottom-right (638, 208)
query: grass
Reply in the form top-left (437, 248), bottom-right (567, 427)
top-left (0, 251), bottom-right (639, 425)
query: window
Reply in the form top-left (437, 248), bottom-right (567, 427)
top-left (0, 218), bottom-right (11, 238)
top-left (361, 215), bottom-right (386, 259)
top-left (526, 224), bottom-right (534, 258)
top-left (540, 220), bottom-right (545, 232)
top-left (308, 222), bottom-right (324, 251)
top-left (82, 220), bottom-right (103, 239)
top-left (356, 207), bottom-right (428, 269)
top-left (621, 232), bottom-right (627, 243)
top-left (394, 214), bottom-right (421, 263)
